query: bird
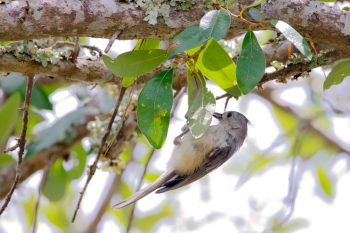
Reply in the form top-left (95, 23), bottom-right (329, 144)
top-left (113, 111), bottom-right (250, 209)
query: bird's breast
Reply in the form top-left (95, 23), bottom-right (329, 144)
top-left (167, 126), bottom-right (228, 175)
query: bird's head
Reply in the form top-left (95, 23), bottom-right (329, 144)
top-left (213, 111), bottom-right (251, 130)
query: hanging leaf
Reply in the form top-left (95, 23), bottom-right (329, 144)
top-left (121, 39), bottom-right (162, 87)
top-left (168, 25), bottom-right (207, 58)
top-left (323, 58), bottom-right (350, 90)
top-left (137, 69), bottom-right (174, 149)
top-left (240, 0), bottom-right (267, 16)
top-left (270, 20), bottom-right (313, 60)
top-left (199, 9), bottom-right (231, 41)
top-left (236, 29), bottom-right (266, 94)
top-left (0, 93), bottom-right (20, 146)
top-left (187, 72), bottom-right (216, 139)
top-left (102, 49), bottom-right (167, 77)
top-left (196, 39), bottom-right (238, 96)
top-left (43, 159), bottom-right (68, 201)
top-left (317, 166), bottom-right (333, 197)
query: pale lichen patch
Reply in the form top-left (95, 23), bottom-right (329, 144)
top-left (340, 12), bottom-right (350, 36)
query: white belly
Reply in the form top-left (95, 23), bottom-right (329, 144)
top-left (167, 126), bottom-right (227, 175)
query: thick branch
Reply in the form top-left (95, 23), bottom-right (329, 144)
top-left (0, 0), bottom-right (349, 52)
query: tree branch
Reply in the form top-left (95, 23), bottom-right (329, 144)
top-left (0, 76), bottom-right (34, 215)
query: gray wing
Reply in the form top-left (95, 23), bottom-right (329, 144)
top-left (156, 144), bottom-right (234, 194)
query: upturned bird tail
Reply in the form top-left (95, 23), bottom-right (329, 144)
top-left (113, 170), bottom-right (176, 209)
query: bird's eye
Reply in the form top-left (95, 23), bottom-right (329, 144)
top-left (227, 112), bottom-right (232, 118)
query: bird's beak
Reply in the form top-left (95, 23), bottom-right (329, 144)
top-left (213, 112), bottom-right (223, 119)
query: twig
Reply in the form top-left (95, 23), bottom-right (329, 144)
top-left (72, 86), bottom-right (127, 222)
top-left (0, 75), bottom-right (34, 215)
top-left (224, 96), bottom-right (232, 112)
top-left (171, 87), bottom-right (185, 118)
top-left (70, 37), bottom-right (80, 62)
top-left (104, 31), bottom-right (121, 53)
top-left (126, 148), bottom-right (156, 233)
top-left (50, 41), bottom-right (102, 57)
top-left (31, 157), bottom-right (55, 233)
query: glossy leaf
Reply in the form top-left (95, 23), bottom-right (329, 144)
top-left (199, 9), bottom-right (231, 41)
top-left (196, 39), bottom-right (237, 95)
top-left (122, 39), bottom-right (162, 87)
top-left (317, 166), bottom-right (333, 197)
top-left (187, 72), bottom-right (216, 139)
top-left (323, 58), bottom-right (350, 90)
top-left (0, 93), bottom-right (20, 145)
top-left (43, 159), bottom-right (68, 201)
top-left (270, 20), bottom-right (313, 60)
top-left (241, 0), bottom-right (266, 14)
top-left (237, 29), bottom-right (266, 94)
top-left (102, 49), bottom-right (167, 77)
top-left (137, 69), bottom-right (174, 148)
top-left (168, 25), bottom-right (207, 58)
top-left (135, 38), bottom-right (161, 50)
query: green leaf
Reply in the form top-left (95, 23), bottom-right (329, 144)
top-left (270, 20), bottom-right (313, 60)
top-left (199, 9), bottom-right (231, 41)
top-left (323, 58), bottom-right (350, 90)
top-left (137, 69), bottom-right (174, 148)
top-left (196, 39), bottom-right (237, 95)
top-left (0, 73), bottom-right (52, 110)
top-left (187, 72), bottom-right (216, 139)
top-left (43, 159), bottom-right (68, 202)
top-left (168, 25), bottom-right (207, 58)
top-left (0, 154), bottom-right (15, 170)
top-left (66, 143), bottom-right (87, 180)
top-left (248, 8), bottom-right (264, 22)
top-left (102, 49), bottom-right (167, 77)
top-left (120, 39), bottom-right (162, 87)
top-left (272, 218), bottom-right (309, 233)
top-left (317, 166), bottom-right (333, 197)
top-left (243, 0), bottom-right (266, 11)
top-left (135, 39), bottom-right (161, 50)
top-left (0, 93), bottom-right (21, 145)
top-left (30, 85), bottom-right (53, 110)
top-left (45, 203), bottom-right (70, 230)
top-left (25, 108), bottom-right (89, 158)
top-left (237, 29), bottom-right (266, 94)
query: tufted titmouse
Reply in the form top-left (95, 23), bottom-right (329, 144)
top-left (113, 111), bottom-right (249, 209)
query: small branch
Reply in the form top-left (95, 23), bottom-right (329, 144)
top-left (72, 86), bottom-right (127, 222)
top-left (126, 149), bottom-right (155, 233)
top-left (104, 31), bottom-right (121, 54)
top-left (50, 41), bottom-right (102, 57)
top-left (171, 87), bottom-right (185, 118)
top-left (0, 75), bottom-right (34, 215)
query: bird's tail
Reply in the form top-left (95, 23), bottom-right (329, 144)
top-left (113, 170), bottom-right (176, 209)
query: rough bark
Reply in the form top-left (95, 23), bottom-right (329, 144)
top-left (0, 0), bottom-right (349, 52)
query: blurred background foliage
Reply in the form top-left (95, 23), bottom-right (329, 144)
top-left (0, 33), bottom-right (349, 233)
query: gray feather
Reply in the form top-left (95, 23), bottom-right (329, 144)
top-left (113, 170), bottom-right (176, 209)
top-left (156, 145), bottom-right (234, 193)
